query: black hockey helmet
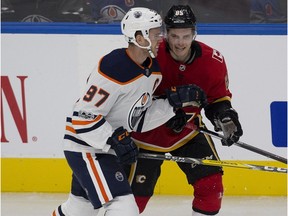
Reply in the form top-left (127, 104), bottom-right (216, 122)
top-left (164, 5), bottom-right (196, 29)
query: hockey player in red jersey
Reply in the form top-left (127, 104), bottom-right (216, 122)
top-left (52, 7), bottom-right (207, 216)
top-left (128, 5), bottom-right (243, 216)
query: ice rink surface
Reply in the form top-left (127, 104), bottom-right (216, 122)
top-left (1, 193), bottom-right (287, 216)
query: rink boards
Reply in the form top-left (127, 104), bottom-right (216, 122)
top-left (1, 158), bottom-right (287, 195)
top-left (1, 24), bottom-right (287, 195)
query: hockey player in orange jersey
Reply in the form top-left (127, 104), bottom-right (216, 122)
top-left (52, 7), bottom-right (207, 216)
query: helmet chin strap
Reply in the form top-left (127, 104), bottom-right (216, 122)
top-left (132, 38), bottom-right (155, 58)
top-left (147, 49), bottom-right (155, 58)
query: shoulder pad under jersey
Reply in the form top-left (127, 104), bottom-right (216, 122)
top-left (99, 48), bottom-right (158, 84)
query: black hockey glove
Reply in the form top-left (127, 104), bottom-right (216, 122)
top-left (165, 84), bottom-right (207, 109)
top-left (166, 109), bottom-right (188, 133)
top-left (107, 127), bottom-right (138, 165)
top-left (214, 108), bottom-right (243, 146)
top-left (205, 100), bottom-right (243, 147)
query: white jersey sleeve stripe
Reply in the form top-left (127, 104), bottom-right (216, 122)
top-left (72, 115), bottom-right (103, 126)
top-left (74, 118), bottom-right (106, 134)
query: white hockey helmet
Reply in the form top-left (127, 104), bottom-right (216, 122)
top-left (121, 7), bottom-right (162, 57)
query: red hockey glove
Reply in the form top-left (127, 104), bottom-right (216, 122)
top-left (107, 127), bottom-right (138, 164)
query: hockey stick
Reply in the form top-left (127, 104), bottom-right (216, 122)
top-left (138, 153), bottom-right (287, 174)
top-left (196, 127), bottom-right (288, 164)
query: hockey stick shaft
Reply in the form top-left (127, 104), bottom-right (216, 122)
top-left (138, 153), bottom-right (287, 174)
top-left (197, 127), bottom-right (287, 164)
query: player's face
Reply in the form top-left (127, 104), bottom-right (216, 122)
top-left (148, 27), bottom-right (163, 57)
top-left (166, 28), bottom-right (195, 62)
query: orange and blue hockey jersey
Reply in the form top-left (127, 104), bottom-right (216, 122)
top-left (63, 48), bottom-right (174, 154)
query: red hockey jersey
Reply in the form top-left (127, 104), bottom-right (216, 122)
top-left (131, 40), bottom-right (232, 152)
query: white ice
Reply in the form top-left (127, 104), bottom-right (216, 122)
top-left (1, 193), bottom-right (287, 216)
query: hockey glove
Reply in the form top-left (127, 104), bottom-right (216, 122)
top-left (107, 127), bottom-right (138, 164)
top-left (165, 84), bottom-right (207, 109)
top-left (214, 108), bottom-right (243, 146)
top-left (166, 109), bottom-right (188, 133)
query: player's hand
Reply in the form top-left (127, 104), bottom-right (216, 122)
top-left (165, 84), bottom-right (207, 108)
top-left (166, 109), bottom-right (188, 133)
top-left (107, 127), bottom-right (138, 164)
top-left (214, 109), bottom-right (243, 146)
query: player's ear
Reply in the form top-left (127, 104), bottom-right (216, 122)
top-left (135, 34), bottom-right (145, 46)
